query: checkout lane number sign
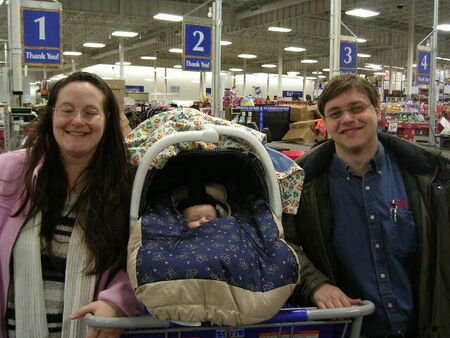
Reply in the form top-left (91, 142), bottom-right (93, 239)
top-left (340, 40), bottom-right (357, 74)
top-left (22, 7), bottom-right (62, 65)
top-left (183, 23), bottom-right (212, 71)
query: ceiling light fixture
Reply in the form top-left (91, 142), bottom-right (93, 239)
top-left (115, 61), bottom-right (131, 65)
top-left (229, 68), bottom-right (243, 71)
top-left (153, 13), bottom-right (183, 22)
top-left (284, 46), bottom-right (306, 52)
top-left (357, 38), bottom-right (368, 43)
top-left (437, 24), bottom-right (450, 32)
top-left (220, 40), bottom-right (232, 45)
top-left (287, 71), bottom-right (300, 76)
top-left (63, 51), bottom-right (82, 56)
top-left (111, 31), bottom-right (138, 38)
top-left (83, 42), bottom-right (105, 48)
top-left (261, 64), bottom-right (277, 68)
top-left (173, 65), bottom-right (182, 68)
top-left (306, 76), bottom-right (317, 80)
top-left (238, 54), bottom-right (257, 58)
top-left (140, 56), bottom-right (157, 60)
top-left (345, 8), bottom-right (380, 18)
top-left (322, 68), bottom-right (330, 72)
top-left (268, 26), bottom-right (292, 32)
top-left (436, 56), bottom-right (450, 61)
top-left (301, 59), bottom-right (318, 63)
top-left (169, 48), bottom-right (183, 53)
top-left (357, 53), bottom-right (371, 58)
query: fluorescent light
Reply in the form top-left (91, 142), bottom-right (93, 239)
top-left (141, 56), bottom-right (157, 60)
top-left (413, 64), bottom-right (417, 67)
top-left (287, 71), bottom-right (299, 76)
top-left (437, 24), bottom-right (450, 32)
top-left (112, 31), bottom-right (138, 38)
top-left (322, 68), bottom-right (330, 72)
top-left (268, 26), bottom-right (292, 33)
top-left (318, 75), bottom-right (326, 78)
top-left (345, 8), bottom-right (380, 18)
top-left (63, 51), bottom-right (82, 56)
top-left (261, 64), bottom-right (277, 68)
top-left (365, 63), bottom-right (382, 70)
top-left (229, 68), bottom-right (243, 71)
top-left (357, 53), bottom-right (371, 58)
top-left (306, 76), bottom-right (317, 80)
top-left (83, 42), bottom-right (105, 48)
top-left (173, 65), bottom-right (182, 68)
top-left (284, 46), bottom-right (306, 52)
top-left (220, 40), bottom-right (232, 45)
top-left (312, 71), bottom-right (322, 74)
top-left (437, 56), bottom-right (450, 61)
top-left (301, 59), bottom-right (318, 63)
top-left (115, 61), bottom-right (131, 65)
top-left (238, 54), bottom-right (257, 58)
top-left (357, 38), bottom-right (368, 43)
top-left (153, 13), bottom-right (183, 22)
top-left (169, 48), bottom-right (183, 53)
top-left (374, 72), bottom-right (385, 76)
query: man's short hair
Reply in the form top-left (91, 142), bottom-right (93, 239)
top-left (318, 74), bottom-right (380, 116)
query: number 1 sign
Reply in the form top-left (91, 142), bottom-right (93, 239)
top-left (22, 7), bottom-right (62, 65)
top-left (183, 23), bottom-right (212, 71)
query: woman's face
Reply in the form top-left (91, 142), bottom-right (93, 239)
top-left (52, 81), bottom-right (106, 164)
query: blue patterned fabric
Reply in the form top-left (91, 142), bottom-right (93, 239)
top-left (136, 196), bottom-right (299, 291)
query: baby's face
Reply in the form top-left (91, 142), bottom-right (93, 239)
top-left (183, 204), bottom-right (218, 229)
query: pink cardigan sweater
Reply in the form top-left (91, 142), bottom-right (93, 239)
top-left (0, 150), bottom-right (144, 337)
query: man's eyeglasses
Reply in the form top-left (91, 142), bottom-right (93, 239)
top-left (325, 103), bottom-right (372, 120)
top-left (53, 106), bottom-right (103, 123)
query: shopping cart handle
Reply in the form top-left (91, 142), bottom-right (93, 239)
top-left (84, 301), bottom-right (374, 329)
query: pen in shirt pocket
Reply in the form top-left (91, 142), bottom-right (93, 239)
top-left (390, 200), bottom-right (410, 223)
top-left (390, 200), bottom-right (397, 223)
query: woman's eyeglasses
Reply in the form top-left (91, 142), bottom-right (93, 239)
top-left (53, 106), bottom-right (103, 123)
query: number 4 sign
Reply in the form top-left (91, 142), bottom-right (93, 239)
top-left (417, 50), bottom-right (431, 84)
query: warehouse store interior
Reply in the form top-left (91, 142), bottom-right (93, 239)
top-left (0, 0), bottom-right (450, 155)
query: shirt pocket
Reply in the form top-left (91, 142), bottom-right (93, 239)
top-left (387, 208), bottom-right (417, 256)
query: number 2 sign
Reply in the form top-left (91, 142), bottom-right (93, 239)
top-left (184, 23), bottom-right (212, 57)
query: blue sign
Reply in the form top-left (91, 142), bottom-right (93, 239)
top-left (236, 106), bottom-right (291, 113)
top-left (417, 74), bottom-right (430, 85)
top-left (282, 90), bottom-right (304, 98)
top-left (417, 51), bottom-right (431, 75)
top-left (23, 8), bottom-right (61, 48)
top-left (184, 23), bottom-right (212, 57)
top-left (125, 85), bottom-right (145, 93)
top-left (340, 41), bottom-right (357, 72)
top-left (184, 57), bottom-right (211, 71)
top-left (24, 48), bottom-right (61, 64)
top-left (340, 68), bottom-right (357, 74)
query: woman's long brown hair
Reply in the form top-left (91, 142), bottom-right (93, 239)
top-left (15, 72), bottom-right (132, 274)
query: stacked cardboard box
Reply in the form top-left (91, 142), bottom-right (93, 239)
top-left (282, 105), bottom-right (326, 143)
top-left (105, 79), bottom-right (131, 137)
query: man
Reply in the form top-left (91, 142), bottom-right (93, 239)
top-left (284, 74), bottom-right (450, 337)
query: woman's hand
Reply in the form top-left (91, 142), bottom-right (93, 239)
top-left (312, 283), bottom-right (362, 309)
top-left (71, 300), bottom-right (126, 338)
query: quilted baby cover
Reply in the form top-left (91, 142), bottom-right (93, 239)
top-left (128, 196), bottom-right (300, 326)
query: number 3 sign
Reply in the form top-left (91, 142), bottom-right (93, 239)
top-left (340, 40), bottom-right (357, 73)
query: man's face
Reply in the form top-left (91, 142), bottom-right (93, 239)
top-left (323, 89), bottom-right (381, 155)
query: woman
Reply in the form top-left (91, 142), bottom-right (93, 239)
top-left (0, 72), bottom-right (143, 337)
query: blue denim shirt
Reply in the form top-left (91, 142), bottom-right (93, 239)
top-left (329, 142), bottom-right (417, 336)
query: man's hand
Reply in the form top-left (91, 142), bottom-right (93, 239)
top-left (71, 300), bottom-right (126, 338)
top-left (312, 283), bottom-right (362, 309)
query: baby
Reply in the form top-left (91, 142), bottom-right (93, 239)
top-left (182, 203), bottom-right (218, 229)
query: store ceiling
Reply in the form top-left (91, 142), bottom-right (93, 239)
top-left (0, 0), bottom-right (449, 78)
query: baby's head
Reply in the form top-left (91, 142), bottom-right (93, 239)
top-left (182, 204), bottom-right (218, 229)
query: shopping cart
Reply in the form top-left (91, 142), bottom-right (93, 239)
top-left (85, 122), bottom-right (375, 337)
top-left (84, 301), bottom-right (375, 338)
